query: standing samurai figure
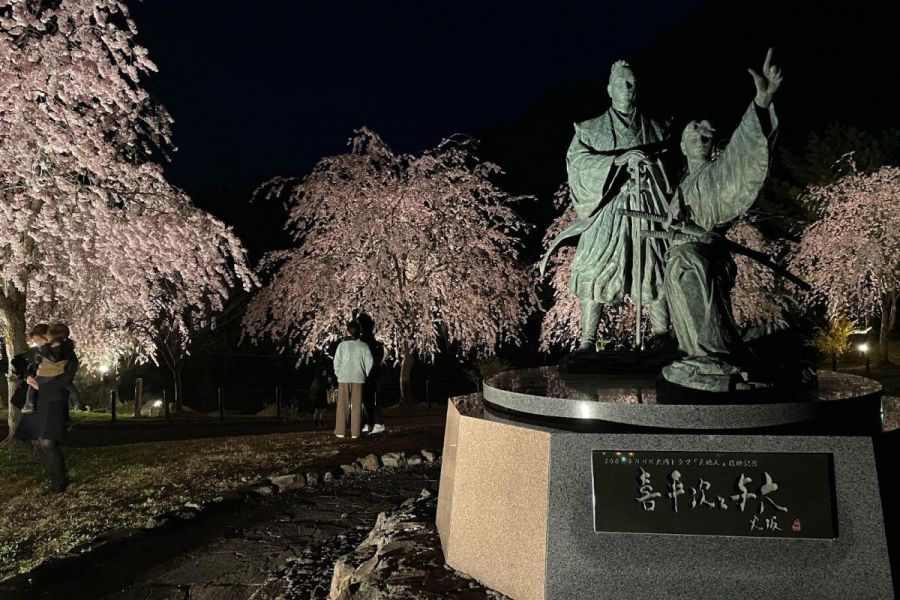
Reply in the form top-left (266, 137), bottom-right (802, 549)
top-left (662, 49), bottom-right (783, 391)
top-left (543, 60), bottom-right (672, 352)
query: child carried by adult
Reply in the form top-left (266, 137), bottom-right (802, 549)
top-left (15, 323), bottom-right (80, 493)
top-left (21, 324), bottom-right (78, 415)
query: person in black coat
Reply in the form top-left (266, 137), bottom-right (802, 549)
top-left (308, 363), bottom-right (332, 428)
top-left (9, 354), bottom-right (36, 412)
top-left (356, 314), bottom-right (386, 435)
top-left (16, 323), bottom-right (79, 493)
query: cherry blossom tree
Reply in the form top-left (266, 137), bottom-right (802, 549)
top-left (0, 0), bottom-right (254, 439)
top-left (790, 166), bottom-right (900, 363)
top-left (243, 129), bottom-right (537, 403)
top-left (728, 220), bottom-right (791, 328)
top-left (540, 186), bottom-right (787, 352)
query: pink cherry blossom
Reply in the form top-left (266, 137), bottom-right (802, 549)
top-left (243, 129), bottom-right (537, 402)
top-left (0, 1), bottom-right (254, 436)
top-left (790, 166), bottom-right (900, 361)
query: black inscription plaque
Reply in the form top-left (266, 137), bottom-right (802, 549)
top-left (592, 450), bottom-right (837, 539)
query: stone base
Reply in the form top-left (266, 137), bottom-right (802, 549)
top-left (482, 367), bottom-right (882, 432)
top-left (560, 348), bottom-right (680, 375)
top-left (437, 396), bottom-right (549, 600)
top-left (437, 397), bottom-right (893, 600)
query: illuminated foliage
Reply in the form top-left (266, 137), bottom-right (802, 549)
top-left (0, 1), bottom-right (254, 437)
top-left (243, 129), bottom-right (537, 401)
top-left (791, 166), bottom-right (900, 362)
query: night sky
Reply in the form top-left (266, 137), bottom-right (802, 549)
top-left (129, 0), bottom-right (707, 254)
top-left (128, 0), bottom-right (900, 259)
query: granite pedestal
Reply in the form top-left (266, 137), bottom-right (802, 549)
top-left (436, 368), bottom-right (893, 600)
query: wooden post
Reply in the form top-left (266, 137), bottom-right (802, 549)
top-left (134, 378), bottom-right (143, 418)
top-left (218, 387), bottom-right (224, 419)
top-left (109, 389), bottom-right (117, 422)
top-left (163, 388), bottom-right (170, 421)
top-left (275, 386), bottom-right (282, 418)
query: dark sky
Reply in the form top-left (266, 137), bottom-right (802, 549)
top-left (129, 0), bottom-right (707, 254)
top-left (129, 0), bottom-right (900, 259)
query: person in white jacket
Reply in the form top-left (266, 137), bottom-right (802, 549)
top-left (333, 320), bottom-right (374, 439)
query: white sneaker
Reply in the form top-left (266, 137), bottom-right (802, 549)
top-left (361, 425), bottom-right (370, 434)
top-left (371, 424), bottom-right (386, 434)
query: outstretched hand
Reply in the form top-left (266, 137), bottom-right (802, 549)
top-left (749, 48), bottom-right (783, 108)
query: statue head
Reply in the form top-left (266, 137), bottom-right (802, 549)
top-left (680, 120), bottom-right (716, 162)
top-left (607, 60), bottom-right (636, 113)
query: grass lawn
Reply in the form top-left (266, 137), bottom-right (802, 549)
top-left (1, 407), bottom-right (289, 424)
top-left (0, 407), bottom-right (445, 581)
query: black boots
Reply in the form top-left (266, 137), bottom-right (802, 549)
top-left (40, 443), bottom-right (69, 493)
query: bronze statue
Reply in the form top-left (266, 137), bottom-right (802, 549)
top-left (542, 60), bottom-right (672, 352)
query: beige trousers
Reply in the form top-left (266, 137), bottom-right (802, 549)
top-left (335, 383), bottom-right (363, 438)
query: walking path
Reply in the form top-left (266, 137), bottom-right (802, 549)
top-left (104, 466), bottom-right (443, 600)
top-left (9, 461), bottom-right (502, 600)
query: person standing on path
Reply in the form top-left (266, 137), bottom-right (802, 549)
top-left (308, 360), bottom-right (333, 428)
top-left (333, 320), bottom-right (373, 439)
top-left (357, 313), bottom-right (386, 435)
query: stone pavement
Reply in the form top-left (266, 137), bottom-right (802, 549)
top-left (101, 465), bottom-right (444, 600)
top-left (324, 489), bottom-right (507, 600)
top-left (8, 459), bottom-right (492, 600)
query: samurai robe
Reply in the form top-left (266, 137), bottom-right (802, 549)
top-left (543, 107), bottom-right (672, 344)
top-left (664, 103), bottom-right (778, 360)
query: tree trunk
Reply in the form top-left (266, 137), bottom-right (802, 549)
top-left (174, 368), bottom-right (184, 412)
top-left (159, 328), bottom-right (185, 414)
top-left (831, 353), bottom-right (837, 372)
top-left (879, 292), bottom-right (895, 366)
top-left (891, 291), bottom-right (899, 332)
top-left (0, 287), bottom-right (28, 446)
top-left (399, 342), bottom-right (414, 405)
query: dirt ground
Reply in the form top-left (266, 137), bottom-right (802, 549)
top-left (0, 406), bottom-right (447, 581)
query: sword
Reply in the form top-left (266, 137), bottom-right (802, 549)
top-left (617, 209), bottom-right (811, 291)
top-left (627, 162), bottom-right (644, 349)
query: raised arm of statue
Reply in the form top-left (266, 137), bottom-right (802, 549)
top-left (678, 49), bottom-right (782, 231)
top-left (748, 47), bottom-right (783, 110)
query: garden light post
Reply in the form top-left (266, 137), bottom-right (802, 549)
top-left (859, 342), bottom-right (871, 376)
top-left (98, 364), bottom-right (114, 421)
top-left (134, 378), bottom-right (143, 417)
